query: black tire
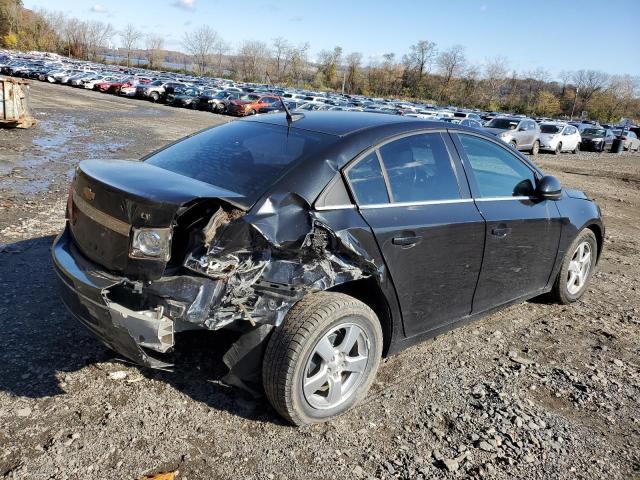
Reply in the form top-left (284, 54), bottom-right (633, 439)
top-left (573, 143), bottom-right (580, 154)
top-left (249, 109), bottom-right (257, 115)
top-left (530, 140), bottom-right (540, 156)
top-left (550, 229), bottom-right (598, 304)
top-left (509, 140), bottom-right (518, 150)
top-left (262, 292), bottom-right (383, 426)
top-left (554, 142), bottom-right (562, 155)
top-left (150, 92), bottom-right (159, 102)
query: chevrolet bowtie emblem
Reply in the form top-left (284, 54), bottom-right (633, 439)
top-left (82, 187), bottom-right (95, 201)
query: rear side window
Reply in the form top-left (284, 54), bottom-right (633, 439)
top-left (378, 133), bottom-right (460, 202)
top-left (458, 134), bottom-right (536, 198)
top-left (346, 152), bottom-right (389, 205)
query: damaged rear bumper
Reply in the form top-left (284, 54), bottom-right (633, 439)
top-left (52, 226), bottom-right (177, 368)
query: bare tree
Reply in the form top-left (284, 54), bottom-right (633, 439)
top-left (482, 56), bottom-right (509, 107)
top-left (144, 34), bottom-right (165, 70)
top-left (235, 40), bottom-right (269, 81)
top-left (317, 46), bottom-right (343, 88)
top-left (572, 69), bottom-right (610, 103)
top-left (271, 37), bottom-right (291, 82)
top-left (288, 42), bottom-right (310, 86)
top-left (182, 25), bottom-right (221, 75)
top-left (403, 40), bottom-right (437, 90)
top-left (436, 44), bottom-right (466, 101)
top-left (213, 38), bottom-right (230, 76)
top-left (120, 23), bottom-right (142, 67)
top-left (86, 20), bottom-right (114, 61)
top-left (344, 52), bottom-right (363, 94)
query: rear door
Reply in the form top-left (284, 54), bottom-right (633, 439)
top-left (452, 133), bottom-right (562, 312)
top-left (344, 131), bottom-right (485, 337)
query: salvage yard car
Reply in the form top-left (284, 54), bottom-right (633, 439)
top-left (52, 112), bottom-right (604, 425)
top-left (539, 122), bottom-right (582, 154)
top-left (484, 116), bottom-right (541, 155)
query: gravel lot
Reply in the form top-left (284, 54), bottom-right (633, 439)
top-left (1, 81), bottom-right (639, 480)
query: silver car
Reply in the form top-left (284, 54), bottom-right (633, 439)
top-left (484, 116), bottom-right (541, 155)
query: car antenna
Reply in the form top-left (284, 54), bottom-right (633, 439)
top-left (279, 96), bottom-right (303, 123)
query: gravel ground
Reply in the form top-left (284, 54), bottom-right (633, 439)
top-left (0, 81), bottom-right (639, 480)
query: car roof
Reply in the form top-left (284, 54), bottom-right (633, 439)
top-left (242, 111), bottom-right (429, 136)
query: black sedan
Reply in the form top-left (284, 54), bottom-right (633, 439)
top-left (52, 112), bottom-right (604, 425)
top-left (580, 127), bottom-right (616, 152)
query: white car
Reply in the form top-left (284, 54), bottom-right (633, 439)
top-left (539, 122), bottom-right (581, 154)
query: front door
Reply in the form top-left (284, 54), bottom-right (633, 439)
top-left (453, 133), bottom-right (562, 312)
top-left (344, 132), bottom-right (485, 337)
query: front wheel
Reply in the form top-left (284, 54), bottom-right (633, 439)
top-left (530, 140), bottom-right (540, 156)
top-left (573, 143), bottom-right (580, 154)
top-left (550, 229), bottom-right (598, 304)
top-left (263, 292), bottom-right (383, 426)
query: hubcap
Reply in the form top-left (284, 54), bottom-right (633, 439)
top-left (302, 322), bottom-right (370, 410)
top-left (567, 241), bottom-right (592, 295)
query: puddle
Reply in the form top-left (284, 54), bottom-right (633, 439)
top-left (3, 116), bottom-right (132, 195)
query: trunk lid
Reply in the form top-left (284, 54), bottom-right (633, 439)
top-left (69, 159), bottom-right (245, 278)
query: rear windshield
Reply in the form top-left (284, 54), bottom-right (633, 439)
top-left (145, 121), bottom-right (336, 203)
top-left (583, 128), bottom-right (604, 137)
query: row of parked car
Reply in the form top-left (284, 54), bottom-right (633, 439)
top-left (2, 50), bottom-right (639, 154)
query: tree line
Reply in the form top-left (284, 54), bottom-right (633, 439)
top-left (1, 0), bottom-right (638, 122)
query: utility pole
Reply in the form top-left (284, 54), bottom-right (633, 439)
top-left (570, 87), bottom-right (579, 120)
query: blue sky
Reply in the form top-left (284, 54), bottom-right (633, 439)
top-left (25, 0), bottom-right (640, 78)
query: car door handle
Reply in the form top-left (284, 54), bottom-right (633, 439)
top-left (491, 227), bottom-right (512, 237)
top-left (392, 235), bottom-right (422, 247)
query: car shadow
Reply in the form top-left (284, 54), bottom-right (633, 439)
top-left (0, 235), bottom-right (284, 425)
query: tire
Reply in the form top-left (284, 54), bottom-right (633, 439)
top-left (530, 140), bottom-right (540, 156)
top-left (573, 143), bottom-right (580, 154)
top-left (550, 229), bottom-right (597, 304)
top-left (262, 292), bottom-right (383, 426)
top-left (150, 92), bottom-right (159, 102)
top-left (249, 109), bottom-right (257, 115)
top-left (509, 140), bottom-right (518, 150)
top-left (554, 142), bottom-right (562, 155)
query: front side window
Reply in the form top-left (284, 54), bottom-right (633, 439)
top-left (458, 134), bottom-right (537, 198)
top-left (378, 133), bottom-right (461, 202)
top-left (346, 152), bottom-right (389, 205)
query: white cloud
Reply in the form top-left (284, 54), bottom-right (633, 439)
top-left (90, 4), bottom-right (108, 13)
top-left (172, 0), bottom-right (196, 10)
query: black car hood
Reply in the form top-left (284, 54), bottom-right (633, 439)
top-left (564, 188), bottom-right (589, 200)
top-left (78, 159), bottom-right (246, 209)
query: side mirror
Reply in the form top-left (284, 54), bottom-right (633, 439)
top-left (537, 175), bottom-right (562, 200)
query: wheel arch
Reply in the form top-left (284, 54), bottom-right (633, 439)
top-left (585, 222), bottom-right (604, 264)
top-left (326, 278), bottom-right (394, 356)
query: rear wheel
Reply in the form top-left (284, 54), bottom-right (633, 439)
top-left (150, 91), bottom-right (160, 102)
top-left (530, 140), bottom-right (540, 156)
top-left (550, 229), bottom-right (597, 304)
top-left (249, 109), bottom-right (257, 115)
top-left (554, 142), bottom-right (562, 155)
top-left (263, 292), bottom-right (383, 426)
top-left (573, 143), bottom-right (580, 154)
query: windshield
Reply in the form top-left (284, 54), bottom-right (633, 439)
top-left (541, 125), bottom-right (562, 134)
top-left (583, 128), bottom-right (605, 137)
top-left (240, 94), bottom-right (260, 101)
top-left (486, 118), bottom-right (519, 130)
top-left (145, 122), bottom-right (337, 204)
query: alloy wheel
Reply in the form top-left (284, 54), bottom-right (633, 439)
top-left (302, 322), bottom-right (370, 410)
top-left (567, 241), bottom-right (592, 295)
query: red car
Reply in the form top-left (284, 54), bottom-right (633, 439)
top-left (226, 94), bottom-right (280, 116)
